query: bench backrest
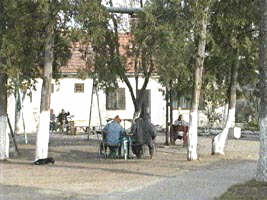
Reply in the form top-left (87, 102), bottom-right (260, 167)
top-left (172, 125), bottom-right (185, 132)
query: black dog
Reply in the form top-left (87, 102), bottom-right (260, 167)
top-left (34, 157), bottom-right (55, 165)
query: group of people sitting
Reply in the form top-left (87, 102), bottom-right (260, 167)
top-left (101, 111), bottom-right (156, 159)
top-left (50, 107), bottom-right (188, 158)
top-left (101, 112), bottom-right (189, 159)
top-left (50, 109), bottom-right (71, 132)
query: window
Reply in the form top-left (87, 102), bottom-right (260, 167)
top-left (106, 88), bottom-right (125, 110)
top-left (74, 83), bottom-right (84, 93)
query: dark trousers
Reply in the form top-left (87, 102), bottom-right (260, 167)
top-left (132, 142), bottom-right (154, 159)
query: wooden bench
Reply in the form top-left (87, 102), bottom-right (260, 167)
top-left (170, 124), bottom-right (188, 146)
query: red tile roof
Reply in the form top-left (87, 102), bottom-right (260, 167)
top-left (60, 33), bottom-right (135, 74)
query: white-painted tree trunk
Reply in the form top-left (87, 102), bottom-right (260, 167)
top-left (256, 0), bottom-right (267, 182)
top-left (35, 20), bottom-right (54, 161)
top-left (223, 103), bottom-right (229, 127)
top-left (35, 111), bottom-right (50, 159)
top-left (14, 90), bottom-right (28, 143)
top-left (0, 116), bottom-right (9, 160)
top-left (187, 111), bottom-right (198, 160)
top-left (212, 56), bottom-right (238, 155)
top-left (256, 116), bottom-right (267, 182)
top-left (187, 2), bottom-right (210, 161)
top-left (0, 72), bottom-right (9, 160)
top-left (14, 90), bottom-right (26, 135)
top-left (212, 108), bottom-right (235, 155)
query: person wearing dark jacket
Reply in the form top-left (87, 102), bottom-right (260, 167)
top-left (130, 111), bottom-right (156, 159)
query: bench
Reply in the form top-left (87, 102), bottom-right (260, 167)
top-left (170, 124), bottom-right (188, 146)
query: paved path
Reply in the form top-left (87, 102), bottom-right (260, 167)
top-left (90, 160), bottom-right (256, 200)
top-left (0, 160), bottom-right (257, 200)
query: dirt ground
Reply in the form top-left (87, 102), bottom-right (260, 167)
top-left (0, 132), bottom-right (259, 196)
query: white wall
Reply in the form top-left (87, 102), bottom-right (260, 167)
top-left (8, 79), bottom-right (42, 134)
top-left (50, 78), bottom-right (93, 124)
top-left (8, 76), bottom-right (211, 134)
top-left (8, 76), bottom-right (168, 133)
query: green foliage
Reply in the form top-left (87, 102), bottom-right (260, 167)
top-left (209, 0), bottom-right (260, 81)
top-left (0, 0), bottom-right (73, 92)
top-left (0, 1), bottom-right (41, 83)
top-left (141, 0), bottom-right (195, 94)
top-left (143, 0), bottom-right (260, 121)
top-left (33, 0), bottom-right (73, 78)
top-left (216, 179), bottom-right (267, 200)
top-left (53, 31), bottom-right (72, 78)
top-left (247, 120), bottom-right (259, 131)
top-left (74, 0), bottom-right (124, 89)
top-left (201, 0), bottom-right (260, 117)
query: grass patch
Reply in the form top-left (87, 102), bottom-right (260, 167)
top-left (216, 179), bottom-right (267, 200)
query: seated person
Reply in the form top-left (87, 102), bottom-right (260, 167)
top-left (131, 111), bottom-right (156, 159)
top-left (174, 114), bottom-right (188, 126)
top-left (57, 109), bottom-right (70, 132)
top-left (50, 109), bottom-right (56, 131)
top-left (102, 115), bottom-right (125, 157)
top-left (57, 109), bottom-right (70, 125)
top-left (170, 114), bottom-right (188, 146)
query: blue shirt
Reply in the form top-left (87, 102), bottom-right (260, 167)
top-left (103, 121), bottom-right (124, 145)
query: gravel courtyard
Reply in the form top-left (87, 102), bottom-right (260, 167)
top-left (0, 132), bottom-right (259, 199)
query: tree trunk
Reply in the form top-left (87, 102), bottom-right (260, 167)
top-left (223, 102), bottom-right (229, 127)
top-left (0, 72), bottom-right (9, 160)
top-left (112, 13), bottom-right (153, 120)
top-left (169, 81), bottom-right (173, 125)
top-left (124, 72), bottom-right (151, 120)
top-left (14, 86), bottom-right (22, 134)
top-left (212, 57), bottom-right (238, 155)
top-left (187, 66), bottom-right (203, 161)
top-left (256, 0), bottom-right (267, 182)
top-left (35, 23), bottom-right (54, 161)
top-left (187, 4), bottom-right (209, 161)
top-left (165, 86), bottom-right (169, 145)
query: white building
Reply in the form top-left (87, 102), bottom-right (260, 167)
top-left (7, 33), bottom-right (208, 134)
top-left (7, 2), bottom-right (208, 134)
top-left (7, 33), bottom-right (193, 134)
top-left (8, 76), bottom-right (192, 134)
